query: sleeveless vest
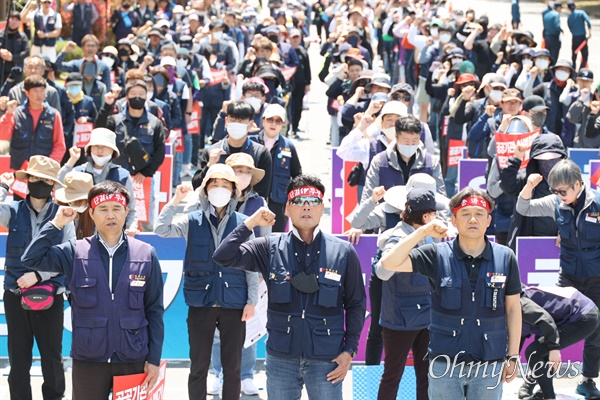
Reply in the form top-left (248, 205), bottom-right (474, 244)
top-left (377, 151), bottom-right (434, 190)
top-left (10, 104), bottom-right (57, 170)
top-left (33, 11), bottom-right (57, 47)
top-left (269, 136), bottom-right (295, 204)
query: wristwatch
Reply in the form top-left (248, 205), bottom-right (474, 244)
top-left (345, 349), bottom-right (357, 358)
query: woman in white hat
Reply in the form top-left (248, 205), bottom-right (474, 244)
top-left (60, 128), bottom-right (139, 235)
top-left (55, 171), bottom-right (96, 239)
top-left (154, 164), bottom-right (260, 400)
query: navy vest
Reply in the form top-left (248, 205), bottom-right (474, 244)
top-left (266, 232), bottom-right (350, 360)
top-left (183, 211), bottom-right (248, 309)
top-left (377, 151), bottom-right (434, 190)
top-left (380, 272), bottom-right (431, 331)
top-left (429, 241), bottom-right (511, 362)
top-left (74, 164), bottom-right (130, 186)
top-left (270, 136), bottom-right (295, 204)
top-left (555, 190), bottom-right (600, 279)
top-left (72, 3), bottom-right (93, 41)
top-left (70, 236), bottom-right (153, 362)
top-left (4, 200), bottom-right (64, 290)
top-left (10, 104), bottom-right (57, 170)
top-left (239, 195), bottom-right (264, 237)
top-left (33, 11), bottom-right (57, 47)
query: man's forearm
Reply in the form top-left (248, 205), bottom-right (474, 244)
top-left (506, 296), bottom-right (522, 356)
top-left (380, 227), bottom-right (427, 272)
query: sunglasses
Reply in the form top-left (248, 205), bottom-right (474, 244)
top-left (265, 117), bottom-right (284, 125)
top-left (288, 196), bottom-right (323, 207)
top-left (550, 186), bottom-right (572, 197)
top-left (391, 93), bottom-right (411, 102)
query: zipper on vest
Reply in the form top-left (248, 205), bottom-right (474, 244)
top-left (302, 309), bottom-right (305, 319)
top-left (460, 318), bottom-right (464, 325)
top-left (477, 319), bottom-right (481, 326)
top-left (323, 318), bottom-right (327, 325)
top-left (417, 304), bottom-right (421, 310)
top-left (109, 254), bottom-right (114, 301)
top-left (472, 292), bottom-right (475, 302)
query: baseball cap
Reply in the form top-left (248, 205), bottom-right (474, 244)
top-left (577, 68), bottom-right (594, 81)
top-left (502, 88), bottom-right (522, 102)
top-left (406, 189), bottom-right (447, 212)
top-left (263, 104), bottom-right (286, 120)
top-left (523, 95), bottom-right (550, 112)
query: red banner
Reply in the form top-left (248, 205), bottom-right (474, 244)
top-left (132, 177), bottom-right (152, 223)
top-left (75, 122), bottom-right (94, 148)
top-left (113, 360), bottom-right (167, 400)
top-left (187, 101), bottom-right (202, 134)
top-left (209, 68), bottom-right (228, 86)
top-left (495, 130), bottom-right (540, 170)
top-left (281, 66), bottom-right (297, 82)
top-left (448, 139), bottom-right (466, 167)
top-left (166, 129), bottom-right (184, 153)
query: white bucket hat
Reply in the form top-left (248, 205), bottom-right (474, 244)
top-left (199, 163), bottom-right (242, 200)
top-left (383, 173), bottom-right (449, 212)
top-left (375, 101), bottom-right (408, 131)
top-left (85, 128), bottom-right (120, 157)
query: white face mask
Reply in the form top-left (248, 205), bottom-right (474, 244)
top-left (430, 28), bottom-right (439, 37)
top-left (227, 122), bottom-right (249, 140)
top-left (176, 59), bottom-right (188, 69)
top-left (439, 33), bottom-right (452, 44)
top-left (236, 173), bottom-right (252, 191)
top-left (555, 70), bottom-right (570, 82)
top-left (382, 127), bottom-right (396, 142)
top-left (212, 31), bottom-right (223, 40)
top-left (91, 153), bottom-right (112, 167)
top-left (489, 90), bottom-right (503, 103)
top-left (535, 58), bottom-right (550, 70)
top-left (397, 143), bottom-right (419, 158)
top-left (102, 57), bottom-right (115, 69)
top-left (244, 97), bottom-right (262, 112)
top-left (147, 90), bottom-right (154, 99)
top-left (207, 187), bottom-right (232, 207)
top-left (72, 205), bottom-right (88, 214)
top-left (521, 58), bottom-right (533, 68)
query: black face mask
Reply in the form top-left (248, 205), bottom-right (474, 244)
top-left (128, 96), bottom-right (146, 110)
top-left (346, 35), bottom-right (360, 47)
top-left (118, 48), bottom-right (130, 57)
top-left (531, 112), bottom-right (546, 128)
top-left (267, 34), bottom-right (279, 43)
top-left (28, 180), bottom-right (53, 199)
top-left (123, 3), bottom-right (131, 9)
top-left (290, 272), bottom-right (320, 294)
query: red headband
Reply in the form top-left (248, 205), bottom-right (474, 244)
top-left (287, 186), bottom-right (323, 201)
top-left (91, 193), bottom-right (128, 209)
top-left (452, 196), bottom-right (491, 215)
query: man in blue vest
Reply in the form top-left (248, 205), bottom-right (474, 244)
top-left (566, 0), bottom-right (592, 70)
top-left (29, 0), bottom-right (62, 62)
top-left (0, 156), bottom-right (75, 400)
top-left (0, 12), bottom-right (30, 87)
top-left (516, 159), bottom-right (600, 399)
top-left (63, 0), bottom-right (99, 46)
top-left (380, 187), bottom-right (523, 399)
top-left (55, 37), bottom-right (112, 89)
top-left (542, 2), bottom-right (563, 63)
top-left (362, 114), bottom-right (445, 203)
top-left (154, 164), bottom-right (259, 400)
top-left (213, 175), bottom-right (366, 399)
top-left (21, 180), bottom-right (164, 400)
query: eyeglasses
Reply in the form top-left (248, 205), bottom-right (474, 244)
top-left (28, 176), bottom-right (55, 185)
top-left (288, 196), bottom-right (323, 207)
top-left (550, 186), bottom-right (572, 197)
top-left (391, 93), bottom-right (411, 102)
top-left (265, 117), bottom-right (284, 125)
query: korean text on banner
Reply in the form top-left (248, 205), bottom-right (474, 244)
top-left (75, 122), bottom-right (94, 148)
top-left (113, 360), bottom-right (167, 400)
top-left (133, 178), bottom-right (152, 223)
top-left (187, 102), bottom-right (201, 134)
top-left (167, 129), bottom-right (184, 153)
top-left (448, 139), bottom-right (465, 167)
top-left (209, 69), bottom-right (228, 86)
top-left (495, 130), bottom-right (540, 170)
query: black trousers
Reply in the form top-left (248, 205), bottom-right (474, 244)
top-left (187, 306), bottom-right (245, 400)
top-left (378, 327), bottom-right (430, 400)
top-left (72, 359), bottom-right (145, 400)
top-left (365, 272), bottom-right (384, 365)
top-left (268, 201), bottom-right (289, 233)
top-left (572, 35), bottom-right (589, 70)
top-left (544, 34), bottom-right (561, 63)
top-left (290, 84), bottom-right (306, 132)
top-left (4, 290), bottom-right (65, 400)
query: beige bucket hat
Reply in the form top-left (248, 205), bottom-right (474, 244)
top-left (15, 155), bottom-right (64, 186)
top-left (55, 171), bottom-right (94, 203)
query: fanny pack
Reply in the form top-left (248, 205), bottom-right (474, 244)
top-left (20, 283), bottom-right (56, 311)
top-left (124, 136), bottom-right (152, 171)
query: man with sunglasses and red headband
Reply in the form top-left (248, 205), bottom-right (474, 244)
top-left (213, 175), bottom-right (366, 399)
top-left (517, 159), bottom-right (600, 399)
top-left (21, 181), bottom-right (165, 400)
top-left (378, 187), bottom-right (522, 400)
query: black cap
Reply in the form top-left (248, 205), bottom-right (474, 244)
top-left (554, 2), bottom-right (563, 8)
top-left (65, 72), bottom-right (83, 84)
top-left (577, 68), bottom-right (594, 81)
top-left (523, 95), bottom-right (550, 112)
top-left (406, 189), bottom-right (442, 212)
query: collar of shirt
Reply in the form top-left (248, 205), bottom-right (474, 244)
top-left (291, 225), bottom-right (321, 244)
top-left (264, 135), bottom-right (278, 150)
top-left (97, 232), bottom-right (126, 256)
top-left (453, 235), bottom-right (493, 261)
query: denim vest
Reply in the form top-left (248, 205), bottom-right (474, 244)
top-left (4, 200), bottom-right (64, 290)
top-left (429, 241), bottom-right (511, 362)
top-left (555, 189), bottom-right (600, 279)
top-left (183, 211), bottom-right (248, 309)
top-left (33, 11), bottom-right (57, 47)
top-left (377, 151), bottom-right (434, 190)
top-left (70, 236), bottom-right (153, 363)
top-left (266, 232), bottom-right (349, 360)
top-left (270, 136), bottom-right (294, 204)
top-left (10, 104), bottom-right (57, 170)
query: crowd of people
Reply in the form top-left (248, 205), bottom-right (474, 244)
top-left (0, 0), bottom-right (599, 399)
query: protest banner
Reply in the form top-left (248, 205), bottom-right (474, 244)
top-left (447, 139), bottom-right (465, 167)
top-left (113, 360), bottom-right (167, 400)
top-left (590, 161), bottom-right (600, 189)
top-left (331, 149), bottom-right (345, 234)
top-left (458, 159), bottom-right (488, 191)
top-left (209, 69), bottom-right (228, 86)
top-left (187, 102), bottom-right (202, 134)
top-left (569, 148), bottom-right (600, 185)
top-left (495, 130), bottom-right (540, 170)
top-left (74, 122), bottom-right (94, 148)
top-left (133, 178), bottom-right (152, 223)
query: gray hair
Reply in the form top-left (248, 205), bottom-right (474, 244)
top-left (548, 159), bottom-right (582, 188)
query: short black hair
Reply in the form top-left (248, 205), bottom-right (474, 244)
top-left (87, 181), bottom-right (131, 208)
top-left (242, 81), bottom-right (266, 96)
top-left (286, 174), bottom-right (326, 196)
top-left (347, 58), bottom-right (363, 68)
top-left (401, 207), bottom-right (436, 226)
top-left (227, 100), bottom-right (254, 121)
top-left (395, 114), bottom-right (422, 135)
top-left (24, 76), bottom-right (47, 91)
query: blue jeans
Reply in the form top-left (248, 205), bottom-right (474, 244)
top-left (172, 151), bottom-right (182, 186)
top-left (265, 353), bottom-right (343, 400)
top-left (428, 357), bottom-right (504, 400)
top-left (444, 165), bottom-right (458, 198)
top-left (183, 133), bottom-right (193, 165)
top-left (212, 329), bottom-right (257, 380)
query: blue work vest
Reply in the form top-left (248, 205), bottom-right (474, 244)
top-left (70, 236), bottom-right (153, 363)
top-left (377, 151), bottom-right (434, 190)
top-left (10, 104), bottom-right (57, 170)
top-left (33, 11), bottom-right (57, 47)
top-left (183, 211), bottom-right (248, 309)
top-left (4, 200), bottom-right (63, 290)
top-left (266, 232), bottom-right (350, 360)
top-left (380, 272), bottom-right (431, 331)
top-left (270, 136), bottom-right (295, 204)
top-left (239, 195), bottom-right (264, 237)
top-left (555, 189), bottom-right (600, 279)
top-left (429, 241), bottom-right (511, 362)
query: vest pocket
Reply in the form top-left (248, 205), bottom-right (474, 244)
top-left (397, 301), bottom-right (431, 328)
top-left (481, 329), bottom-right (507, 361)
top-left (222, 281), bottom-right (248, 308)
top-left (73, 316), bottom-right (108, 358)
top-left (312, 327), bottom-right (344, 357)
top-left (317, 275), bottom-right (341, 308)
top-left (482, 284), bottom-right (505, 309)
top-left (428, 324), bottom-right (461, 356)
top-left (440, 286), bottom-right (461, 310)
top-left (129, 285), bottom-right (145, 309)
top-left (75, 277), bottom-right (98, 308)
top-left (269, 278), bottom-right (291, 303)
top-left (266, 321), bottom-right (292, 353)
top-left (557, 213), bottom-right (572, 239)
top-left (183, 274), bottom-right (213, 306)
top-left (119, 317), bottom-right (149, 361)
